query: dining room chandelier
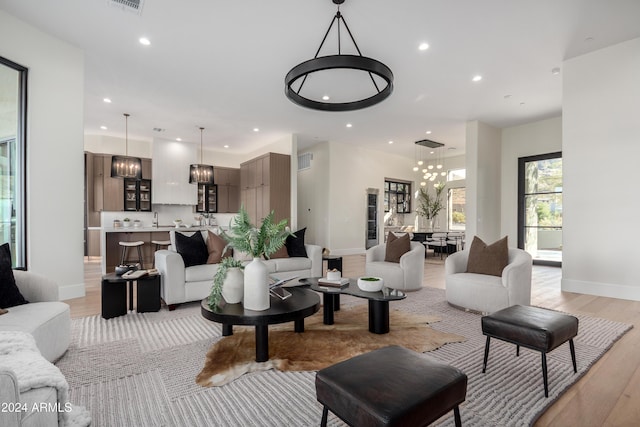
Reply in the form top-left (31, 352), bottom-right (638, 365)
top-left (110, 113), bottom-right (142, 179)
top-left (284, 0), bottom-right (394, 112)
top-left (413, 139), bottom-right (447, 186)
top-left (189, 127), bottom-right (214, 185)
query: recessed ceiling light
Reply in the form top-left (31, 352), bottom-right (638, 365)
top-left (139, 37), bottom-right (151, 46)
top-left (551, 67), bottom-right (561, 75)
top-left (425, 130), bottom-right (432, 135)
top-left (176, 137), bottom-right (182, 141)
top-left (100, 125), bottom-right (107, 130)
top-left (153, 127), bottom-right (165, 132)
top-left (224, 145), bottom-right (229, 149)
top-left (418, 42), bottom-right (429, 51)
top-left (103, 98), bottom-right (112, 103)
top-left (346, 123), bottom-right (353, 128)
top-left (388, 140), bottom-right (394, 144)
top-left (472, 75), bottom-right (482, 82)
top-left (322, 95), bottom-right (330, 101)
top-left (253, 128), bottom-right (259, 132)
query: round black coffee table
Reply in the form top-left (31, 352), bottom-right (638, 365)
top-left (200, 287), bottom-right (320, 362)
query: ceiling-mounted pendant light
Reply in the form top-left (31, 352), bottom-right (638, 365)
top-left (285, 0), bottom-right (393, 112)
top-left (189, 127), bottom-right (214, 185)
top-left (111, 113), bottom-right (142, 179)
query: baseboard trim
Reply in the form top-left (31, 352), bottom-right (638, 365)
top-left (59, 283), bottom-right (86, 301)
top-left (562, 278), bottom-right (640, 302)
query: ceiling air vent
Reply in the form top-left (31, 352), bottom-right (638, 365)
top-left (108, 0), bottom-right (144, 15)
top-left (298, 152), bottom-right (313, 171)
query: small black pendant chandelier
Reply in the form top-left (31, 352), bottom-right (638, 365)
top-left (189, 127), bottom-right (214, 185)
top-left (110, 113), bottom-right (142, 179)
top-left (285, 0), bottom-right (394, 112)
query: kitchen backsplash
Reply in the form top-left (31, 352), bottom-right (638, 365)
top-left (101, 205), bottom-right (237, 229)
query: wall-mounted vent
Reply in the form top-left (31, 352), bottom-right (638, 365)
top-left (298, 152), bottom-right (313, 171)
top-left (109, 0), bottom-right (144, 15)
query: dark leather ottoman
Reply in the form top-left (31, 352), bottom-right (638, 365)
top-left (315, 345), bottom-right (468, 427)
top-left (481, 305), bottom-right (579, 397)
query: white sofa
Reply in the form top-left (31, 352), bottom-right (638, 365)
top-left (0, 270), bottom-right (70, 363)
top-left (155, 230), bottom-right (323, 307)
top-left (365, 242), bottom-right (425, 291)
top-left (445, 248), bottom-right (533, 314)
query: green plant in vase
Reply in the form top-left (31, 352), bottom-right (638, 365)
top-left (416, 181), bottom-right (446, 230)
top-left (220, 206), bottom-right (292, 259)
top-left (208, 257), bottom-right (245, 308)
top-left (220, 206), bottom-right (293, 311)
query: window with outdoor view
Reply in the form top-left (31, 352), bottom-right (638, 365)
top-left (448, 187), bottom-right (466, 231)
top-left (518, 152), bottom-right (562, 265)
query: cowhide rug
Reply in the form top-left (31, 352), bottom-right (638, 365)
top-left (196, 305), bottom-right (465, 386)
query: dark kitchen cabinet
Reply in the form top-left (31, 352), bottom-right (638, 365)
top-left (124, 179), bottom-right (152, 211)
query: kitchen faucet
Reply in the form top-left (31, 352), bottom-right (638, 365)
top-left (153, 212), bottom-right (158, 228)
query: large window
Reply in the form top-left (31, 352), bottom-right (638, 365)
top-left (0, 57), bottom-right (28, 268)
top-left (448, 187), bottom-right (466, 231)
top-left (518, 152), bottom-right (562, 265)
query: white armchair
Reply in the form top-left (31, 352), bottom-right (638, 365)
top-left (445, 248), bottom-right (532, 313)
top-left (365, 242), bottom-right (425, 291)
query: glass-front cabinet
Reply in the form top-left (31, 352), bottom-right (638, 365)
top-left (384, 179), bottom-right (411, 213)
top-left (196, 183), bottom-right (217, 213)
top-left (124, 178), bottom-right (152, 211)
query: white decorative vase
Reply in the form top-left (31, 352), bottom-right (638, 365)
top-left (243, 257), bottom-right (270, 311)
top-left (221, 267), bottom-right (244, 304)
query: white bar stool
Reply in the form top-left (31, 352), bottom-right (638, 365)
top-left (151, 240), bottom-right (171, 267)
top-left (119, 241), bottom-right (145, 269)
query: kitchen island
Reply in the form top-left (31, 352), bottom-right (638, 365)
top-left (101, 226), bottom-right (218, 274)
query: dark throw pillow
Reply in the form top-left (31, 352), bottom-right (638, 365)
top-left (206, 231), bottom-right (233, 264)
top-left (286, 228), bottom-right (308, 258)
top-left (466, 236), bottom-right (509, 276)
top-left (0, 243), bottom-right (28, 308)
top-left (384, 232), bottom-right (411, 263)
top-left (175, 232), bottom-right (208, 267)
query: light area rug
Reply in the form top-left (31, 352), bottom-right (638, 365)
top-left (196, 305), bottom-right (465, 386)
top-left (56, 287), bottom-right (631, 427)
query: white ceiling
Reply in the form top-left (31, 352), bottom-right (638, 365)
top-left (1, 0), bottom-right (640, 159)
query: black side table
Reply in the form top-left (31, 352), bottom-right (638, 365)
top-left (101, 273), bottom-right (161, 319)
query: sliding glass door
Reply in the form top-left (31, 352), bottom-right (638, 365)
top-left (518, 152), bottom-right (562, 266)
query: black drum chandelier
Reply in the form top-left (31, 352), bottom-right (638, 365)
top-left (285, 0), bottom-right (394, 112)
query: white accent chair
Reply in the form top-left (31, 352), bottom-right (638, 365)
top-left (0, 270), bottom-right (70, 362)
top-left (445, 248), bottom-right (532, 314)
top-left (365, 242), bottom-right (425, 291)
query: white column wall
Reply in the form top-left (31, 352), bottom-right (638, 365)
top-left (500, 116), bottom-right (562, 244)
top-left (296, 142), bottom-right (330, 248)
top-left (562, 37), bottom-right (640, 301)
top-left (465, 121), bottom-right (502, 243)
top-left (0, 11), bottom-right (85, 299)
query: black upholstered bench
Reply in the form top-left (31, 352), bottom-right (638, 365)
top-left (315, 345), bottom-right (468, 427)
top-left (481, 305), bottom-right (579, 397)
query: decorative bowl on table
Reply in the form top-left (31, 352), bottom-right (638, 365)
top-left (115, 264), bottom-right (138, 275)
top-left (357, 277), bottom-right (384, 292)
top-left (173, 219), bottom-right (183, 228)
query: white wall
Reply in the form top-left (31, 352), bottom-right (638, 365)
top-left (297, 142), bottom-right (330, 248)
top-left (465, 121), bottom-right (502, 243)
top-left (0, 10), bottom-right (85, 299)
top-left (501, 116), bottom-right (562, 244)
top-left (328, 141), bottom-right (411, 254)
top-left (562, 37), bottom-right (640, 301)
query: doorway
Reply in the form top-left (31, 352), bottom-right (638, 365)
top-left (518, 152), bottom-right (562, 266)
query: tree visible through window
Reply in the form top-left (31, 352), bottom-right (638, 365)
top-left (518, 152), bottom-right (562, 265)
top-left (448, 188), bottom-right (466, 231)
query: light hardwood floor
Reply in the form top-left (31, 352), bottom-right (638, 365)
top-left (72, 255), bottom-right (639, 426)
